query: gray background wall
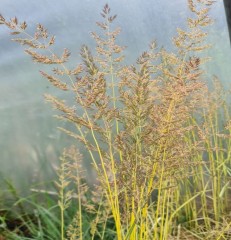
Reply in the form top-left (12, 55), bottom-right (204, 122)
top-left (0, 0), bottom-right (230, 198)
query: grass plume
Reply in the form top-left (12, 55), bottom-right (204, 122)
top-left (1, 0), bottom-right (231, 239)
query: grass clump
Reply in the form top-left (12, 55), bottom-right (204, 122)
top-left (1, 0), bottom-right (231, 239)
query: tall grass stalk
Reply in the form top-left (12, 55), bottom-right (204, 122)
top-left (1, 0), bottom-right (231, 239)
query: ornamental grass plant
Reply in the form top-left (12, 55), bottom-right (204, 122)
top-left (1, 0), bottom-right (231, 239)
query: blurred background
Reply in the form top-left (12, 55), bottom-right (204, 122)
top-left (0, 0), bottom-right (230, 205)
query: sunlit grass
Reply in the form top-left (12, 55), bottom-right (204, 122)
top-left (1, 0), bottom-right (231, 239)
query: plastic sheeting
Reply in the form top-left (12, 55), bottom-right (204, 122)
top-left (0, 0), bottom-right (230, 197)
